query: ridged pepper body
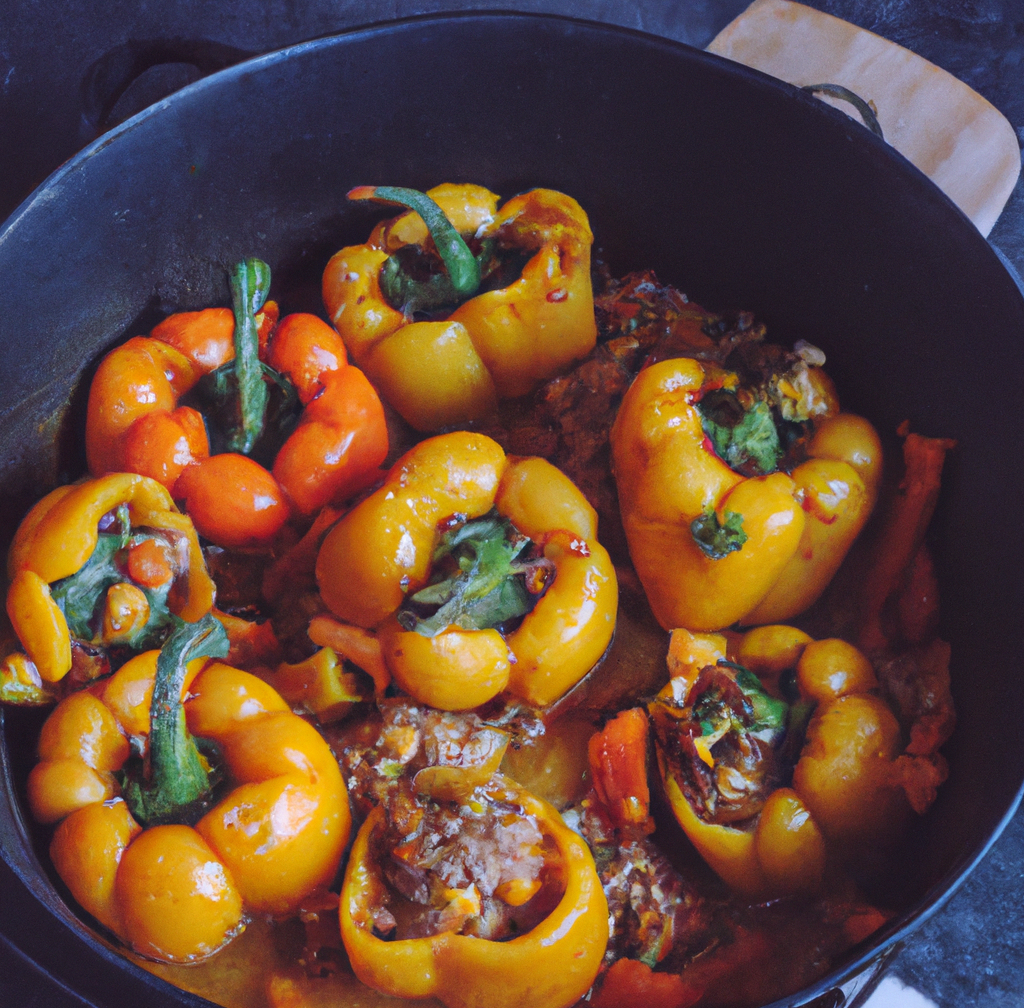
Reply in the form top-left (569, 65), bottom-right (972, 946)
top-left (323, 184), bottom-right (597, 430)
top-left (611, 357), bottom-right (880, 631)
top-left (340, 779), bottom-right (608, 1008)
top-left (653, 627), bottom-right (907, 899)
top-left (316, 434), bottom-right (617, 710)
top-left (5, 474), bottom-right (215, 683)
top-left (31, 659), bottom-right (350, 962)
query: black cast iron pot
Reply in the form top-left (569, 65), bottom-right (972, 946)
top-left (1, 12), bottom-right (1022, 1008)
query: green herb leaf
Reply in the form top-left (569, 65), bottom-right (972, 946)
top-left (698, 390), bottom-right (782, 476)
top-left (690, 508), bottom-right (748, 560)
top-left (734, 667), bottom-right (789, 733)
top-left (50, 532), bottom-right (177, 650)
top-left (400, 513), bottom-right (540, 637)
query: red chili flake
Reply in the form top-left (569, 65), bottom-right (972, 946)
top-left (439, 513), bottom-right (468, 532)
top-left (546, 289), bottom-right (568, 303)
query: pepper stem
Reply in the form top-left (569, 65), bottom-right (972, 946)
top-left (227, 258), bottom-right (272, 455)
top-left (348, 186), bottom-right (481, 298)
top-left (122, 613), bottom-right (229, 826)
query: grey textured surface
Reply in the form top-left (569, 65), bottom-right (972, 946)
top-left (894, 808), bottom-right (1024, 1005)
top-left (1, 2), bottom-right (1022, 1007)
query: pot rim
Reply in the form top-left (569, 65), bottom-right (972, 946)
top-left (1, 10), bottom-right (1021, 1008)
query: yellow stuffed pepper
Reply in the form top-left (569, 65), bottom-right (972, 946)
top-left (649, 626), bottom-right (908, 899)
top-left (4, 473), bottom-right (215, 692)
top-left (29, 615), bottom-right (350, 963)
top-left (340, 774), bottom-right (608, 1008)
top-left (322, 183), bottom-right (597, 430)
top-left (610, 354), bottom-right (881, 631)
top-left (315, 432), bottom-right (617, 709)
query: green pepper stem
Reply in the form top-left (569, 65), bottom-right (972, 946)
top-left (124, 613), bottom-right (229, 826)
top-left (348, 186), bottom-right (481, 298)
top-left (227, 258), bottom-right (272, 455)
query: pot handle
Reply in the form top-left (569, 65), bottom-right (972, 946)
top-left (80, 39), bottom-right (254, 138)
top-left (801, 941), bottom-right (904, 1008)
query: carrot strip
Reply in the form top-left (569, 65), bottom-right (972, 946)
top-left (588, 707), bottom-right (654, 832)
top-left (857, 427), bottom-right (955, 653)
top-left (307, 615), bottom-right (390, 695)
top-left (591, 958), bottom-right (702, 1008)
top-left (262, 504), bottom-right (344, 602)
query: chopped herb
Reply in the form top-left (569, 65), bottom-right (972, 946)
top-left (698, 389), bottom-right (782, 475)
top-left (691, 508), bottom-right (747, 560)
top-left (398, 512), bottom-right (550, 638)
top-left (377, 759), bottom-right (406, 779)
top-left (734, 667), bottom-right (789, 733)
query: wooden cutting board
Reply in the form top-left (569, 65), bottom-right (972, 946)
top-left (707, 0), bottom-right (1021, 236)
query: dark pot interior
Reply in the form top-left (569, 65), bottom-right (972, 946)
top-left (1, 12), bottom-right (1023, 1008)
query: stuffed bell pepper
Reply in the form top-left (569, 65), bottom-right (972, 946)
top-left (3, 472), bottom-right (215, 699)
top-left (649, 626), bottom-right (910, 898)
top-left (28, 615), bottom-right (349, 962)
top-left (314, 431), bottom-right (617, 710)
top-left (338, 698), bottom-right (609, 1008)
top-left (322, 183), bottom-right (597, 430)
top-left (610, 351), bottom-right (881, 631)
top-left (86, 259), bottom-right (388, 544)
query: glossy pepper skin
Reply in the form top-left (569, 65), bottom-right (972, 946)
top-left (610, 357), bottom-right (880, 631)
top-left (29, 657), bottom-right (350, 962)
top-left (265, 312), bottom-right (388, 516)
top-left (339, 779), bottom-right (609, 1008)
top-left (322, 184), bottom-right (597, 430)
top-left (86, 301), bottom-right (388, 532)
top-left (5, 473), bottom-right (215, 683)
top-left (316, 433), bottom-right (617, 710)
top-left (653, 627), bottom-right (906, 899)
top-left (86, 306), bottom-right (244, 483)
top-left (742, 413), bottom-right (882, 625)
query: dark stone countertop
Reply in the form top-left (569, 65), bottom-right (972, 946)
top-left (1, 3), bottom-right (1022, 1006)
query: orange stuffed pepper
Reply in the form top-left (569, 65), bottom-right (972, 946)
top-left (323, 183), bottom-right (597, 430)
top-left (650, 626), bottom-right (908, 899)
top-left (341, 774), bottom-right (608, 1008)
top-left (315, 432), bottom-right (617, 710)
top-left (28, 615), bottom-right (349, 963)
top-left (611, 354), bottom-right (881, 631)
